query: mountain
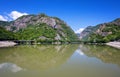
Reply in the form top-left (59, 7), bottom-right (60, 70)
top-left (0, 14), bottom-right (78, 43)
top-left (79, 25), bottom-right (99, 41)
top-left (80, 18), bottom-right (120, 43)
top-left (0, 21), bottom-right (10, 27)
top-left (0, 26), bottom-right (15, 40)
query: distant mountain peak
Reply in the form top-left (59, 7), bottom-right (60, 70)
top-left (113, 18), bottom-right (120, 22)
top-left (79, 18), bottom-right (120, 42)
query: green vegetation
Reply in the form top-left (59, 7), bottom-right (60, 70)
top-left (81, 25), bottom-right (100, 42)
top-left (60, 23), bottom-right (78, 42)
top-left (14, 23), bottom-right (78, 43)
top-left (16, 23), bottom-right (57, 40)
top-left (0, 21), bottom-right (10, 27)
top-left (0, 26), bottom-right (15, 40)
top-left (0, 14), bottom-right (79, 44)
top-left (0, 23), bottom-right (78, 43)
top-left (88, 24), bottom-right (120, 43)
top-left (39, 13), bottom-right (47, 17)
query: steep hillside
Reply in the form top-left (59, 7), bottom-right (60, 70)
top-left (0, 21), bottom-right (10, 27)
top-left (0, 14), bottom-right (78, 43)
top-left (80, 18), bottom-right (120, 43)
top-left (0, 26), bottom-right (15, 40)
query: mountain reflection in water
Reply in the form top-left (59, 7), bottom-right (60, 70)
top-left (0, 45), bottom-right (78, 70)
top-left (0, 44), bottom-right (120, 77)
top-left (79, 44), bottom-right (120, 66)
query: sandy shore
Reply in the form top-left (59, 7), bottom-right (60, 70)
top-left (106, 42), bottom-right (120, 49)
top-left (0, 41), bottom-right (17, 47)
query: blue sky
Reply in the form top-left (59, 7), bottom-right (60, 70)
top-left (0, 0), bottom-right (120, 33)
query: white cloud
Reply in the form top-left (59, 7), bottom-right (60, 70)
top-left (0, 15), bottom-right (7, 21)
top-left (76, 49), bottom-right (84, 56)
top-left (0, 63), bottom-right (23, 73)
top-left (0, 11), bottom-right (28, 21)
top-left (9, 11), bottom-right (28, 20)
top-left (75, 28), bottom-right (84, 33)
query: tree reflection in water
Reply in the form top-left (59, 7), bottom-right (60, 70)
top-left (0, 45), bottom-right (78, 70)
top-left (79, 44), bottom-right (120, 66)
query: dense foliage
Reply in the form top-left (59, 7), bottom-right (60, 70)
top-left (16, 23), bottom-right (57, 40)
top-left (88, 24), bottom-right (120, 43)
top-left (0, 23), bottom-right (78, 43)
top-left (60, 23), bottom-right (78, 42)
top-left (14, 23), bottom-right (78, 43)
top-left (0, 26), bottom-right (15, 40)
top-left (0, 14), bottom-right (79, 43)
top-left (0, 21), bottom-right (10, 27)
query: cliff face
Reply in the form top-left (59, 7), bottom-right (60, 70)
top-left (0, 14), bottom-right (78, 42)
top-left (79, 26), bottom-right (94, 40)
top-left (80, 18), bottom-right (120, 42)
top-left (79, 25), bottom-right (99, 41)
top-left (6, 14), bottom-right (64, 32)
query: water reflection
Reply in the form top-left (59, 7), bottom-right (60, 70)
top-left (79, 44), bottom-right (120, 66)
top-left (0, 45), bottom-right (78, 70)
top-left (76, 49), bottom-right (84, 56)
top-left (0, 44), bottom-right (120, 77)
top-left (0, 63), bottom-right (23, 72)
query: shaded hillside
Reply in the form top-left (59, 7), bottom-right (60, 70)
top-left (0, 14), bottom-right (78, 42)
top-left (0, 21), bottom-right (10, 27)
top-left (80, 18), bottom-right (120, 43)
top-left (0, 26), bottom-right (15, 40)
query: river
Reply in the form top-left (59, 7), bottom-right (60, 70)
top-left (0, 44), bottom-right (120, 77)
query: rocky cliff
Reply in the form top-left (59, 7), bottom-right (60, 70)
top-left (80, 18), bottom-right (120, 42)
top-left (6, 14), bottom-right (64, 32)
top-left (0, 14), bottom-right (78, 43)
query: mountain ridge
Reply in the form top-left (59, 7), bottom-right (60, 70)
top-left (80, 18), bottom-right (120, 43)
top-left (0, 14), bottom-right (78, 43)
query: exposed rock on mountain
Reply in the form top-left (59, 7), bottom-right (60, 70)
top-left (7, 14), bottom-right (63, 31)
top-left (79, 26), bottom-right (94, 39)
top-left (0, 14), bottom-right (78, 43)
top-left (80, 18), bottom-right (120, 42)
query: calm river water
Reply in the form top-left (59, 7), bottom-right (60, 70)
top-left (0, 44), bottom-right (120, 77)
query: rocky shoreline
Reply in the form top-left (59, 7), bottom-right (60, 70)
top-left (0, 41), bottom-right (120, 49)
top-left (106, 42), bottom-right (120, 49)
top-left (0, 41), bottom-right (17, 47)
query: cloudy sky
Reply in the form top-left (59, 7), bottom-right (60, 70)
top-left (0, 0), bottom-right (120, 33)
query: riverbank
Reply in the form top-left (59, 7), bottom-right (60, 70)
top-left (106, 42), bottom-right (120, 49)
top-left (1, 41), bottom-right (120, 49)
top-left (0, 41), bottom-right (17, 47)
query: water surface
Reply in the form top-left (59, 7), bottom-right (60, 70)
top-left (0, 44), bottom-right (120, 77)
